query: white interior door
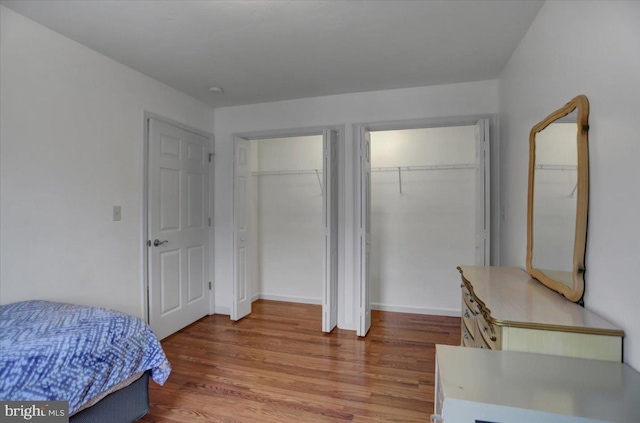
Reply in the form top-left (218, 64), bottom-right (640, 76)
top-left (474, 119), bottom-right (490, 265)
top-left (232, 138), bottom-right (252, 320)
top-left (322, 130), bottom-right (339, 332)
top-left (358, 129), bottom-right (372, 337)
top-left (148, 118), bottom-right (210, 340)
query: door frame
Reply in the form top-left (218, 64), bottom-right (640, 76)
top-left (352, 114), bottom-right (497, 335)
top-left (142, 111), bottom-right (215, 324)
top-left (230, 125), bottom-right (345, 326)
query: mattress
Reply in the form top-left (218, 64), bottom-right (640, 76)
top-left (0, 301), bottom-right (171, 414)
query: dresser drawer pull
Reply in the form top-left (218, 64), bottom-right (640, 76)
top-left (482, 325), bottom-right (497, 342)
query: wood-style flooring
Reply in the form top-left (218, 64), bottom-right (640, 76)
top-left (140, 300), bottom-right (461, 422)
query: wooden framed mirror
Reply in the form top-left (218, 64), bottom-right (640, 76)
top-left (526, 95), bottom-right (589, 303)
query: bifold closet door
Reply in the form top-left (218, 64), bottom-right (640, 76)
top-left (232, 138), bottom-right (252, 321)
top-left (358, 129), bottom-right (372, 337)
top-left (323, 130), bottom-right (338, 333)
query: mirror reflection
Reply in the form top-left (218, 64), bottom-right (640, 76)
top-left (526, 94), bottom-right (588, 303)
top-left (532, 111), bottom-right (578, 288)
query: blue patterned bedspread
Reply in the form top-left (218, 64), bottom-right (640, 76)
top-left (0, 301), bottom-right (171, 414)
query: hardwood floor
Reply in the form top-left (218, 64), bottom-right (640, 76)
top-left (140, 300), bottom-right (461, 422)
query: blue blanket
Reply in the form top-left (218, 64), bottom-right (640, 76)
top-left (0, 301), bottom-right (171, 414)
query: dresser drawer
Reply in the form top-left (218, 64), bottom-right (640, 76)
top-left (462, 303), bottom-right (476, 335)
top-left (476, 309), bottom-right (501, 350)
top-left (476, 331), bottom-right (491, 349)
top-left (461, 282), bottom-right (479, 349)
top-left (461, 283), bottom-right (478, 314)
top-left (462, 325), bottom-right (475, 347)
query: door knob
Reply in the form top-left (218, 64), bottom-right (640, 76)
top-left (153, 239), bottom-right (168, 247)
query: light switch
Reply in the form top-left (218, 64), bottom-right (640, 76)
top-left (113, 206), bottom-right (122, 221)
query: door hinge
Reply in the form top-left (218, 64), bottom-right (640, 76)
top-left (147, 240), bottom-right (151, 247)
top-left (208, 153), bottom-right (213, 162)
top-left (208, 217), bottom-right (212, 226)
top-left (209, 281), bottom-right (212, 290)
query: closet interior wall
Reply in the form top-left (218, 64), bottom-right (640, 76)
top-left (250, 136), bottom-right (324, 304)
top-left (369, 126), bottom-right (478, 314)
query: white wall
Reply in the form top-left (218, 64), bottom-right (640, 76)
top-left (0, 7), bottom-right (215, 319)
top-left (370, 127), bottom-right (478, 315)
top-left (254, 136), bottom-right (324, 303)
top-left (499, 1), bottom-right (640, 369)
top-left (214, 80), bottom-right (499, 329)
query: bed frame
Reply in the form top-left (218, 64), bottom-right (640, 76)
top-left (69, 371), bottom-right (150, 423)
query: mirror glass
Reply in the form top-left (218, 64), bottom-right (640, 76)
top-left (526, 95), bottom-right (589, 303)
top-left (532, 111), bottom-right (578, 288)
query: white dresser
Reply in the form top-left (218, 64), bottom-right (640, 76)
top-left (458, 266), bottom-right (624, 361)
top-left (434, 345), bottom-right (640, 423)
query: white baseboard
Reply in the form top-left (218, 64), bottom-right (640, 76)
top-left (213, 294), bottom-right (320, 316)
top-left (213, 306), bottom-right (230, 316)
top-left (256, 293), bottom-right (322, 305)
top-left (371, 303), bottom-right (459, 317)
top-left (217, 300), bottom-right (458, 317)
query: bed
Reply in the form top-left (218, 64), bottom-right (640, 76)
top-left (0, 300), bottom-right (170, 422)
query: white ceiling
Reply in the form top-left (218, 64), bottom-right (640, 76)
top-left (1, 0), bottom-right (544, 108)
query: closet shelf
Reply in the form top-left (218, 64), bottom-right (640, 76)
top-left (251, 164), bottom-right (477, 195)
top-left (373, 163), bottom-right (476, 194)
top-left (251, 169), bottom-right (322, 176)
top-left (534, 164), bottom-right (578, 197)
top-left (371, 163), bottom-right (476, 172)
top-left (252, 169), bottom-right (324, 194)
top-left (251, 163), bottom-right (477, 177)
top-left (535, 164), bottom-right (577, 171)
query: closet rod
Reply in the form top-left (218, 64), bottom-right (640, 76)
top-left (251, 163), bottom-right (477, 176)
top-left (535, 164), bottom-right (577, 171)
top-left (251, 169), bottom-right (322, 176)
top-left (535, 164), bottom-right (578, 197)
top-left (372, 163), bottom-right (477, 194)
top-left (371, 163), bottom-right (476, 172)
top-left (250, 168), bottom-right (324, 194)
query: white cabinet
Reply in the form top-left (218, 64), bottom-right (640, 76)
top-left (434, 345), bottom-right (640, 423)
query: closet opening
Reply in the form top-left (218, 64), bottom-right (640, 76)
top-left (357, 121), bottom-right (490, 336)
top-left (232, 131), bottom-right (339, 332)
